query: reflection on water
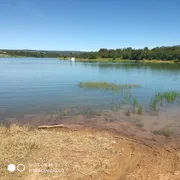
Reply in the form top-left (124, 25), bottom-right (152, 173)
top-left (0, 58), bottom-right (180, 118)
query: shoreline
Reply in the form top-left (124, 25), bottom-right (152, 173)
top-left (1, 112), bottom-right (180, 179)
top-left (2, 107), bottom-right (180, 142)
top-left (0, 56), bottom-right (179, 64)
top-left (68, 58), bottom-right (180, 64)
top-left (1, 106), bottom-right (180, 179)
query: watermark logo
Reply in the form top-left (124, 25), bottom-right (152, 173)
top-left (8, 164), bottom-right (25, 172)
top-left (17, 164), bottom-right (26, 172)
top-left (7, 164), bottom-right (16, 172)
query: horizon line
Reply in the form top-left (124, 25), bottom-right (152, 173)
top-left (0, 45), bottom-right (180, 52)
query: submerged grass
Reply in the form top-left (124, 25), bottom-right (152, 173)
top-left (79, 83), bottom-right (180, 114)
top-left (132, 99), bottom-right (139, 107)
top-left (150, 91), bottom-right (180, 111)
top-left (79, 82), bottom-right (142, 113)
top-left (137, 106), bottom-right (143, 115)
top-left (79, 82), bottom-right (140, 92)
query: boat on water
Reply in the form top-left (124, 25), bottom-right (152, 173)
top-left (70, 57), bottom-right (75, 61)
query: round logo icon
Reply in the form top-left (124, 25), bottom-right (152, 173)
top-left (8, 164), bottom-right (16, 172)
top-left (17, 164), bottom-right (25, 172)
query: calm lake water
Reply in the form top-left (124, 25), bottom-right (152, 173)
top-left (0, 58), bottom-right (180, 118)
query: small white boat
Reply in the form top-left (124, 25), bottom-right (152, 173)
top-left (70, 57), bottom-right (75, 62)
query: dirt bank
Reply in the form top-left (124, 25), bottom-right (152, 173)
top-left (1, 108), bottom-right (180, 179)
top-left (0, 123), bottom-right (180, 180)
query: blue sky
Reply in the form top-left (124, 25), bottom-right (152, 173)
top-left (0, 0), bottom-right (180, 51)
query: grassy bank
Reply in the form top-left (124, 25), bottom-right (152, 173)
top-left (59, 57), bottom-right (135, 63)
top-left (1, 56), bottom-right (179, 64)
top-left (58, 57), bottom-right (179, 64)
top-left (75, 58), bottom-right (133, 63)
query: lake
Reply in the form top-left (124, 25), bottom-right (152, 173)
top-left (0, 58), bottom-right (180, 119)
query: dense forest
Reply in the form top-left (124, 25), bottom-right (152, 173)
top-left (1, 45), bottom-right (180, 61)
top-left (77, 46), bottom-right (180, 61)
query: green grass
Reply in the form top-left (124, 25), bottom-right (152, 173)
top-left (74, 58), bottom-right (136, 63)
top-left (79, 82), bottom-right (140, 93)
top-left (150, 99), bottom-right (157, 111)
top-left (79, 84), bottom-right (180, 114)
top-left (79, 82), bottom-right (140, 111)
top-left (63, 58), bottom-right (178, 64)
top-left (132, 99), bottom-right (139, 107)
top-left (137, 106), bottom-right (143, 115)
top-left (150, 91), bottom-right (180, 111)
top-left (132, 99), bottom-right (139, 114)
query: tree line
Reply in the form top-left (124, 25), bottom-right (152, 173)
top-left (75, 45), bottom-right (180, 61)
top-left (1, 45), bottom-right (180, 61)
top-left (0, 50), bottom-right (82, 58)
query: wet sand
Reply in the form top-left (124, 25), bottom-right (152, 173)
top-left (3, 107), bottom-right (180, 147)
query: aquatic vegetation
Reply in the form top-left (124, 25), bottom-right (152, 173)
top-left (137, 106), bottom-right (143, 115)
top-left (136, 123), bottom-right (144, 128)
top-left (79, 82), bottom-right (141, 113)
top-left (132, 99), bottom-right (139, 107)
top-left (63, 108), bottom-right (70, 116)
top-left (78, 82), bottom-right (143, 113)
top-left (150, 91), bottom-right (180, 111)
top-left (150, 99), bottom-right (157, 111)
top-left (132, 99), bottom-right (139, 114)
top-left (79, 82), bottom-right (140, 92)
top-left (122, 90), bottom-right (133, 104)
top-left (81, 108), bottom-right (96, 117)
top-left (78, 83), bottom-right (180, 114)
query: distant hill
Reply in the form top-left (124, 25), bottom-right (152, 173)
top-left (0, 49), bottom-right (86, 58)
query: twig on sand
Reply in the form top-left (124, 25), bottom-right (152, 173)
top-left (38, 124), bottom-right (64, 129)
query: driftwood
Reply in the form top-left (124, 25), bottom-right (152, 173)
top-left (38, 124), bottom-right (64, 129)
